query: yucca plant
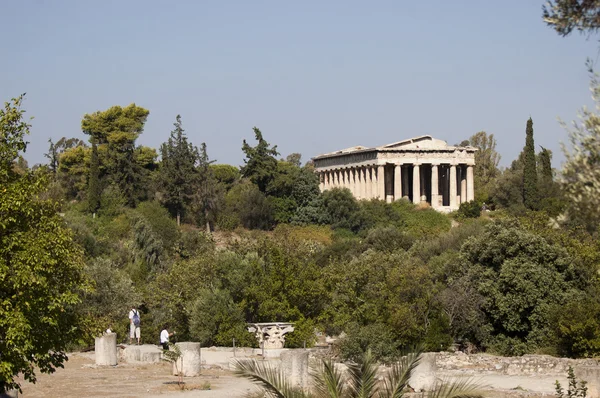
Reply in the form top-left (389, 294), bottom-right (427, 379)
top-left (233, 347), bottom-right (485, 398)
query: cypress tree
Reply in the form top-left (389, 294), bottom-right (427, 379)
top-left (523, 117), bottom-right (539, 210)
top-left (538, 146), bottom-right (553, 185)
top-left (88, 139), bottom-right (101, 217)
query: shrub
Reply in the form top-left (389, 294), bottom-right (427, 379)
top-left (135, 201), bottom-right (179, 252)
top-left (284, 317), bottom-right (317, 348)
top-left (187, 288), bottom-right (255, 347)
top-left (364, 226), bottom-right (414, 252)
top-left (552, 293), bottom-right (600, 358)
top-left (336, 323), bottom-right (400, 364)
top-left (456, 200), bottom-right (481, 219)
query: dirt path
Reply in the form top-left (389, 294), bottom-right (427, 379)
top-left (19, 353), bottom-right (257, 398)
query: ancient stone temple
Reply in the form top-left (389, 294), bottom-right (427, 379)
top-left (312, 135), bottom-right (476, 212)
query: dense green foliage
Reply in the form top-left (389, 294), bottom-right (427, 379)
top-left (0, 96), bottom-right (90, 393)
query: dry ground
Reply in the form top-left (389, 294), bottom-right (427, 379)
top-left (18, 353), bottom-right (257, 398)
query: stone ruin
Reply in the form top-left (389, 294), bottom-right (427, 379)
top-left (247, 322), bottom-right (295, 349)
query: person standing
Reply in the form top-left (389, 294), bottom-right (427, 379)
top-left (160, 327), bottom-right (174, 350)
top-left (128, 307), bottom-right (141, 345)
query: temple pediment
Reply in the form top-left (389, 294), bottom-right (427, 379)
top-left (380, 135), bottom-right (450, 150)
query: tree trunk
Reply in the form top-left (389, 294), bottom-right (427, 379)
top-left (205, 208), bottom-right (210, 233)
top-left (176, 211), bottom-right (181, 227)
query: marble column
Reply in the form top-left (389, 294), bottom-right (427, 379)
top-left (377, 165), bottom-right (385, 200)
top-left (354, 168), bottom-right (361, 199)
top-left (431, 164), bottom-right (439, 209)
top-left (402, 165), bottom-right (409, 200)
top-left (371, 166), bottom-right (378, 199)
top-left (460, 166), bottom-right (467, 203)
top-left (412, 164), bottom-right (421, 204)
top-left (343, 169), bottom-right (349, 190)
top-left (449, 164), bottom-right (457, 209)
top-left (358, 168), bottom-right (364, 199)
top-left (393, 164), bottom-right (402, 201)
top-left (319, 173), bottom-right (324, 191)
top-left (467, 165), bottom-right (474, 201)
top-left (349, 169), bottom-right (356, 197)
top-left (365, 167), bottom-right (372, 199)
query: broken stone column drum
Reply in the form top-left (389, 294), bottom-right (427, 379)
top-left (280, 350), bottom-right (309, 391)
top-left (409, 352), bottom-right (437, 392)
top-left (173, 342), bottom-right (202, 377)
top-left (95, 333), bottom-right (117, 366)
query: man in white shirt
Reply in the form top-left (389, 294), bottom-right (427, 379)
top-left (128, 308), bottom-right (141, 345)
top-left (160, 327), bottom-right (174, 350)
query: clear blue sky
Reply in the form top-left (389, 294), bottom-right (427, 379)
top-left (1, 0), bottom-right (597, 168)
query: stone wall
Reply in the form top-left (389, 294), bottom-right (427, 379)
top-left (435, 352), bottom-right (599, 376)
top-left (435, 352), bottom-right (600, 397)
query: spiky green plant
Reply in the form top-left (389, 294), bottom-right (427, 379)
top-left (233, 357), bottom-right (307, 398)
top-left (380, 347), bottom-right (422, 398)
top-left (233, 348), bottom-right (485, 398)
top-left (311, 358), bottom-right (346, 398)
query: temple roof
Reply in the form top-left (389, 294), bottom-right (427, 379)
top-left (313, 135), bottom-right (474, 160)
top-left (318, 145), bottom-right (370, 157)
top-left (379, 135), bottom-right (451, 150)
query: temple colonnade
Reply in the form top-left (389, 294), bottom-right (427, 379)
top-left (317, 163), bottom-right (474, 209)
top-left (312, 136), bottom-right (477, 212)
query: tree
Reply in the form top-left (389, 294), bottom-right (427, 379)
top-left (285, 152), bottom-right (302, 167)
top-left (561, 67), bottom-right (600, 232)
top-left (1, 95), bottom-right (90, 393)
top-left (536, 147), bottom-right (565, 216)
top-left (543, 0), bottom-right (600, 36)
top-left (321, 188), bottom-right (361, 231)
top-left (538, 147), bottom-right (554, 185)
top-left (88, 139), bottom-right (101, 216)
top-left (467, 131), bottom-right (500, 203)
top-left (81, 104), bottom-right (150, 206)
top-left (240, 127), bottom-right (279, 192)
top-left (211, 164), bottom-right (240, 190)
top-left (460, 221), bottom-right (578, 354)
top-left (194, 143), bottom-right (219, 232)
top-left (158, 115), bottom-right (199, 226)
top-left (45, 138), bottom-right (58, 174)
top-left (523, 118), bottom-right (539, 210)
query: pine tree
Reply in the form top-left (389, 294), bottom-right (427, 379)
top-left (523, 118), bottom-right (539, 210)
top-left (44, 138), bottom-right (58, 174)
top-left (158, 115), bottom-right (199, 226)
top-left (81, 104), bottom-right (149, 207)
top-left (240, 127), bottom-right (279, 192)
top-left (88, 139), bottom-right (101, 216)
top-left (195, 143), bottom-right (218, 232)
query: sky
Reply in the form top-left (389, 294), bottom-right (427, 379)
top-left (1, 0), bottom-right (598, 169)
